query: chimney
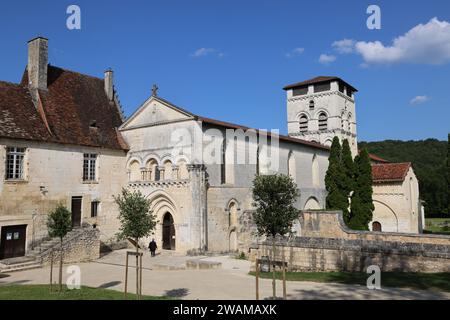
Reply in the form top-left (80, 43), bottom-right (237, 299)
top-left (27, 37), bottom-right (48, 91)
top-left (104, 68), bottom-right (114, 101)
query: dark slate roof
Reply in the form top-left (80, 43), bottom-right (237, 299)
top-left (371, 162), bottom-right (412, 183)
top-left (283, 76), bottom-right (358, 92)
top-left (0, 65), bottom-right (127, 150)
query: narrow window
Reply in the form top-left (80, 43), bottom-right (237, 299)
top-left (83, 153), bottom-right (97, 181)
top-left (314, 82), bottom-right (330, 93)
top-left (309, 100), bottom-right (315, 110)
top-left (91, 201), bottom-right (99, 217)
top-left (220, 140), bottom-right (226, 184)
top-left (318, 112), bottom-right (328, 131)
top-left (6, 147), bottom-right (25, 180)
top-left (293, 86), bottom-right (308, 96)
top-left (299, 115), bottom-right (308, 133)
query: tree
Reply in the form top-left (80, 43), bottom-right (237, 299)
top-left (47, 204), bottom-right (72, 292)
top-left (448, 134), bottom-right (449, 214)
top-left (114, 188), bottom-right (157, 298)
top-left (325, 137), bottom-right (350, 222)
top-left (252, 174), bottom-right (299, 299)
top-left (349, 149), bottom-right (374, 230)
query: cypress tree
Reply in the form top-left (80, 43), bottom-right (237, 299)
top-left (325, 137), bottom-right (348, 219)
top-left (349, 148), bottom-right (374, 230)
top-left (341, 139), bottom-right (355, 222)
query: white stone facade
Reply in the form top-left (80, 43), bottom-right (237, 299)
top-left (0, 138), bottom-right (127, 255)
top-left (371, 167), bottom-right (423, 233)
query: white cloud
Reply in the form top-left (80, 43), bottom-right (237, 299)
top-left (285, 47), bottom-right (305, 58)
top-left (332, 39), bottom-right (355, 54)
top-left (355, 18), bottom-right (450, 65)
top-left (318, 54), bottom-right (336, 65)
top-left (191, 48), bottom-right (223, 58)
top-left (410, 95), bottom-right (430, 105)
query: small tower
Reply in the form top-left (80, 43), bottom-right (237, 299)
top-left (284, 76), bottom-right (358, 157)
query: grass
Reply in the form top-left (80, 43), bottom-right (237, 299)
top-left (249, 271), bottom-right (450, 292)
top-left (424, 218), bottom-right (450, 235)
top-left (0, 284), bottom-right (170, 300)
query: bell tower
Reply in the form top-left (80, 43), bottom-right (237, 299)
top-left (284, 76), bottom-right (358, 157)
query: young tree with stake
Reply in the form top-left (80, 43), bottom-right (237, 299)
top-left (114, 188), bottom-right (157, 298)
top-left (252, 174), bottom-right (299, 299)
top-left (47, 204), bottom-right (72, 292)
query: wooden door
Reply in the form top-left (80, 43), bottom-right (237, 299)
top-left (0, 225), bottom-right (27, 259)
top-left (71, 196), bottom-right (82, 228)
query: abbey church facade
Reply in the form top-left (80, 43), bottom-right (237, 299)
top-left (0, 38), bottom-right (423, 259)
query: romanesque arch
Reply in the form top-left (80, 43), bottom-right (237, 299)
top-left (304, 196), bottom-right (321, 210)
top-left (371, 200), bottom-right (399, 232)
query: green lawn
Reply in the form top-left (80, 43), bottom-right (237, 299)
top-left (0, 284), bottom-right (170, 300)
top-left (424, 218), bottom-right (450, 235)
top-left (249, 271), bottom-right (450, 292)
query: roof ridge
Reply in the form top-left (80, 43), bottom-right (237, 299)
top-left (48, 65), bottom-right (104, 82)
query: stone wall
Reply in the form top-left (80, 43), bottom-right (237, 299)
top-left (39, 228), bottom-right (101, 265)
top-left (249, 211), bottom-right (450, 273)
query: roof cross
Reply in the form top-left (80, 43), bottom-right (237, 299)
top-left (151, 84), bottom-right (159, 97)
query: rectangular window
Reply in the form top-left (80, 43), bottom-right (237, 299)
top-left (292, 86), bottom-right (308, 96)
top-left (347, 88), bottom-right (353, 98)
top-left (314, 82), bottom-right (331, 93)
top-left (83, 153), bottom-right (97, 181)
top-left (91, 201), bottom-right (99, 218)
top-left (338, 82), bottom-right (345, 93)
top-left (6, 147), bottom-right (25, 180)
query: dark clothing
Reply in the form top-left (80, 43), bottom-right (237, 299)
top-left (149, 241), bottom-right (157, 257)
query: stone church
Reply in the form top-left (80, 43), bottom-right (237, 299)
top-left (0, 38), bottom-right (423, 259)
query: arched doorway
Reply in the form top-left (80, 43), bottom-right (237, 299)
top-left (162, 212), bottom-right (175, 250)
top-left (372, 221), bottom-right (382, 232)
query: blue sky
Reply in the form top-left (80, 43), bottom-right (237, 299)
top-left (1, 0), bottom-right (449, 141)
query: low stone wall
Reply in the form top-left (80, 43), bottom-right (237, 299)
top-left (249, 211), bottom-right (450, 273)
top-left (40, 228), bottom-right (100, 265)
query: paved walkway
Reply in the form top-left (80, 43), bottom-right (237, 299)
top-left (1, 250), bottom-right (449, 300)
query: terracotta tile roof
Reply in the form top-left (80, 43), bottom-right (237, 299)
top-left (371, 162), bottom-right (411, 183)
top-left (197, 116), bottom-right (330, 151)
top-left (0, 65), bottom-right (127, 150)
top-left (367, 152), bottom-right (389, 163)
top-left (0, 81), bottom-right (52, 141)
top-left (283, 76), bottom-right (358, 92)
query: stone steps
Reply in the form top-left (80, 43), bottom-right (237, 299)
top-left (0, 260), bottom-right (42, 273)
top-left (0, 228), bottom-right (90, 273)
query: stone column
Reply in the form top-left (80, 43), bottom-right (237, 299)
top-left (188, 164), bottom-right (208, 251)
top-left (157, 166), bottom-right (165, 181)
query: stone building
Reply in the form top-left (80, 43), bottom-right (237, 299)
top-left (370, 162), bottom-right (424, 233)
top-left (0, 38), bottom-right (424, 260)
top-left (119, 95), bottom-right (330, 253)
top-left (0, 37), bottom-right (127, 259)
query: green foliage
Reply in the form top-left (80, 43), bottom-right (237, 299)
top-left (448, 134), bottom-right (449, 214)
top-left (47, 204), bottom-right (72, 240)
top-left (252, 174), bottom-right (299, 237)
top-left (359, 139), bottom-right (448, 216)
top-left (349, 149), bottom-right (374, 230)
top-left (114, 188), bottom-right (158, 241)
top-left (325, 137), bottom-right (350, 222)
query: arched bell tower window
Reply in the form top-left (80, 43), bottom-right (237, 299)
top-left (299, 115), bottom-right (308, 133)
top-left (309, 100), bottom-right (315, 110)
top-left (318, 112), bottom-right (328, 131)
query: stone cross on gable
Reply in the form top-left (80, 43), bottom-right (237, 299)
top-left (152, 84), bottom-right (159, 97)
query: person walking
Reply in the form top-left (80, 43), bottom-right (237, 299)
top-left (149, 239), bottom-right (157, 257)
